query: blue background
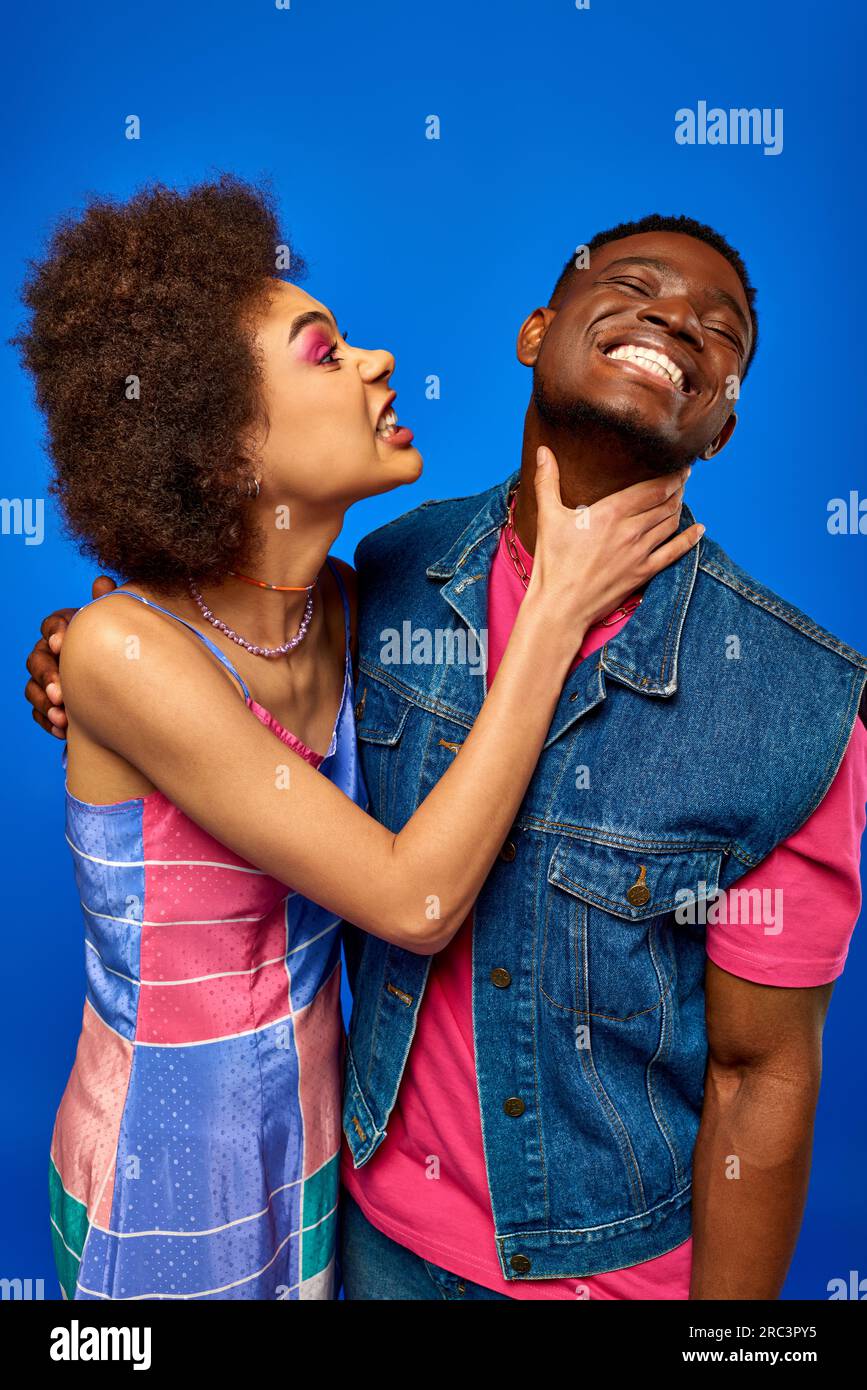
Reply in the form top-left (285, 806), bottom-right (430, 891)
top-left (1, 0), bottom-right (864, 1300)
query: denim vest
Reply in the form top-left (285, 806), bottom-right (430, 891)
top-left (342, 470), bottom-right (867, 1280)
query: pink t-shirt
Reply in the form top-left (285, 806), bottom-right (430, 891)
top-left (342, 524), bottom-right (867, 1299)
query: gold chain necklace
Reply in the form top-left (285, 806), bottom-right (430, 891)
top-left (503, 479), bottom-right (643, 627)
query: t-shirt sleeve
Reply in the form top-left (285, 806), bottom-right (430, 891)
top-left (705, 717), bottom-right (867, 988)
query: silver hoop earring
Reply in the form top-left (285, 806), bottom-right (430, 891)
top-left (245, 476), bottom-right (260, 499)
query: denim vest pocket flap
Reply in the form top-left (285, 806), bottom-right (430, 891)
top-left (543, 837), bottom-right (724, 1020)
top-left (354, 676), bottom-right (411, 745)
top-left (547, 837), bottom-right (724, 923)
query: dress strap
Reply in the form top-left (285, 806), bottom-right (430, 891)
top-left (325, 556), bottom-right (353, 656)
top-left (84, 589), bottom-right (251, 701)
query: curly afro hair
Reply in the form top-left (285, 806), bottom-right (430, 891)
top-left (14, 174), bottom-right (305, 588)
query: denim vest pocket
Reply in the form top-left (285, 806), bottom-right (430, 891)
top-left (543, 837), bottom-right (724, 1021)
top-left (354, 674), bottom-right (412, 821)
top-left (355, 674), bottom-right (411, 744)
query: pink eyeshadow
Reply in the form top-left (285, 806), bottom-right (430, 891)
top-left (296, 330), bottom-right (333, 363)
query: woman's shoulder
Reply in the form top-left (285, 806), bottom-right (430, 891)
top-left (63, 586), bottom-right (151, 656)
top-left (60, 586), bottom-right (222, 714)
top-left (64, 585), bottom-right (173, 645)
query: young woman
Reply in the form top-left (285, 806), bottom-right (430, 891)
top-left (18, 175), bottom-right (701, 1301)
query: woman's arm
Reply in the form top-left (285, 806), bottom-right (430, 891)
top-left (60, 453), bottom-right (700, 954)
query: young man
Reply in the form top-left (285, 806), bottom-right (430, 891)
top-left (27, 215), bottom-right (867, 1300)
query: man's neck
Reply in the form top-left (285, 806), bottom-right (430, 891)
top-left (512, 403), bottom-right (667, 555)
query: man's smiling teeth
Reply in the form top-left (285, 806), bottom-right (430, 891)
top-left (377, 407), bottom-right (399, 437)
top-left (605, 344), bottom-right (686, 392)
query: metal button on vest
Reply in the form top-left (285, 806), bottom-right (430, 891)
top-left (490, 967), bottom-right (512, 989)
top-left (499, 840), bottom-right (517, 862)
top-left (503, 1096), bottom-right (525, 1117)
top-left (626, 864), bottom-right (651, 906)
top-left (510, 1254), bottom-right (532, 1274)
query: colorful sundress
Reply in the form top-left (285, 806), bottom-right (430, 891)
top-left (49, 558), bottom-right (365, 1299)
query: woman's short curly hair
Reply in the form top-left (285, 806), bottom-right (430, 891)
top-left (14, 174), bottom-right (305, 588)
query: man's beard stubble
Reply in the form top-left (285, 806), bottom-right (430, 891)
top-left (532, 374), bottom-right (698, 477)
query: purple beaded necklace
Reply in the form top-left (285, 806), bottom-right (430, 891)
top-left (188, 578), bottom-right (316, 659)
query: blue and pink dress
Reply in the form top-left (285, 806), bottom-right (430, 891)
top-left (49, 558), bottom-right (366, 1299)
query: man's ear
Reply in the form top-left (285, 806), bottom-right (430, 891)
top-left (699, 412), bottom-right (738, 461)
top-left (516, 307), bottom-right (556, 367)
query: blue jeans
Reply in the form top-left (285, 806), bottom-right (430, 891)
top-left (339, 1189), bottom-right (511, 1301)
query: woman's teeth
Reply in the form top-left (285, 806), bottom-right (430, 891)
top-left (377, 407), bottom-right (399, 438)
top-left (605, 343), bottom-right (686, 392)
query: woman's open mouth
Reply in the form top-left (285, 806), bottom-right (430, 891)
top-left (376, 402), bottom-right (414, 448)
